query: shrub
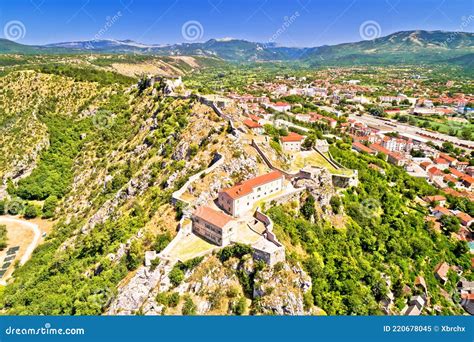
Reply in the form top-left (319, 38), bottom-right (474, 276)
top-left (125, 240), bottom-right (143, 271)
top-left (42, 196), bottom-right (58, 219)
top-left (231, 297), bottom-right (246, 315)
top-left (0, 224), bottom-right (7, 250)
top-left (24, 204), bottom-right (40, 219)
top-left (168, 292), bottom-right (180, 307)
top-left (182, 296), bottom-right (196, 315)
top-left (169, 267), bottom-right (185, 287)
top-left (154, 232), bottom-right (171, 253)
top-left (218, 243), bottom-right (253, 262)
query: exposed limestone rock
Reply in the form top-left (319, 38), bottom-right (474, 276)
top-left (107, 261), bottom-right (175, 315)
top-left (253, 263), bottom-right (313, 315)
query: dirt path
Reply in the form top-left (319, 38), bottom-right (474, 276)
top-left (0, 216), bottom-right (48, 284)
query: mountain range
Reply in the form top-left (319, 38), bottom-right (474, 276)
top-left (1, 30), bottom-right (473, 67)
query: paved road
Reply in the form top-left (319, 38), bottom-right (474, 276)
top-left (350, 114), bottom-right (474, 151)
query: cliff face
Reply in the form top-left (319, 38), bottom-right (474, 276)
top-left (0, 71), bottom-right (102, 194)
top-left (108, 253), bottom-right (317, 316)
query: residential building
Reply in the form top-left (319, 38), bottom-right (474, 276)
top-left (403, 295), bottom-right (426, 316)
top-left (281, 132), bottom-right (305, 152)
top-left (218, 171), bottom-right (285, 217)
top-left (243, 119), bottom-right (264, 134)
top-left (434, 262), bottom-right (450, 284)
top-left (423, 195), bottom-right (446, 206)
top-left (265, 102), bottom-right (291, 112)
top-left (427, 167), bottom-right (444, 183)
top-left (352, 142), bottom-right (376, 154)
top-left (432, 206), bottom-right (452, 219)
top-left (456, 212), bottom-right (473, 228)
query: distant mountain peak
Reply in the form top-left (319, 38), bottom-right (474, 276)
top-left (0, 30), bottom-right (472, 68)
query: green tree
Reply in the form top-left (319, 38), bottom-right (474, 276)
top-left (125, 240), bottom-right (143, 271)
top-left (169, 267), bottom-right (185, 287)
top-left (42, 196), bottom-right (58, 219)
top-left (24, 204), bottom-right (40, 219)
top-left (301, 194), bottom-right (316, 220)
top-left (440, 215), bottom-right (460, 233)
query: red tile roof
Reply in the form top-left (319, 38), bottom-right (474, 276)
top-left (456, 211), bottom-right (473, 225)
top-left (420, 161), bottom-right (432, 169)
top-left (462, 174), bottom-right (474, 185)
top-left (439, 153), bottom-right (456, 163)
top-left (193, 206), bottom-right (234, 228)
top-left (449, 167), bottom-right (464, 178)
top-left (424, 195), bottom-right (446, 202)
top-left (434, 262), bottom-right (450, 280)
top-left (274, 102), bottom-right (290, 107)
top-left (353, 142), bottom-right (374, 154)
top-left (427, 167), bottom-right (443, 176)
top-left (249, 114), bottom-right (261, 122)
top-left (243, 119), bottom-right (261, 129)
top-left (221, 171), bottom-right (283, 200)
top-left (434, 206), bottom-right (451, 216)
top-left (281, 132), bottom-right (304, 143)
top-left (434, 158), bottom-right (449, 165)
top-left (443, 174), bottom-right (457, 183)
top-left (443, 188), bottom-right (462, 197)
top-left (370, 143), bottom-right (390, 155)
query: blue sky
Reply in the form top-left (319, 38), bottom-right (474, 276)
top-left (0, 0), bottom-right (473, 46)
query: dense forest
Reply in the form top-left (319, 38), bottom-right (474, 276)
top-left (268, 144), bottom-right (471, 315)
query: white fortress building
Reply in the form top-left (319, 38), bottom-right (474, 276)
top-left (218, 171), bottom-right (284, 217)
top-left (191, 206), bottom-right (237, 246)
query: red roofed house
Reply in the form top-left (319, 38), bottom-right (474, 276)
top-left (449, 167), bottom-right (464, 179)
top-left (280, 132), bottom-right (305, 152)
top-left (218, 171), bottom-right (285, 217)
top-left (456, 212), bottom-right (474, 227)
top-left (432, 206), bottom-right (452, 219)
top-left (387, 152), bottom-right (407, 167)
top-left (369, 143), bottom-right (391, 160)
top-left (265, 102), bottom-right (291, 112)
top-left (423, 195), bottom-right (446, 206)
top-left (420, 161), bottom-right (432, 170)
top-left (427, 167), bottom-right (444, 183)
top-left (462, 175), bottom-right (474, 190)
top-left (444, 174), bottom-right (461, 187)
top-left (456, 161), bottom-right (469, 171)
top-left (248, 114), bottom-right (264, 125)
top-left (434, 262), bottom-right (450, 284)
top-left (439, 153), bottom-right (456, 166)
top-left (352, 142), bottom-right (376, 155)
top-left (434, 158), bottom-right (450, 170)
top-left (192, 206), bottom-right (238, 246)
top-left (243, 119), bottom-right (264, 134)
